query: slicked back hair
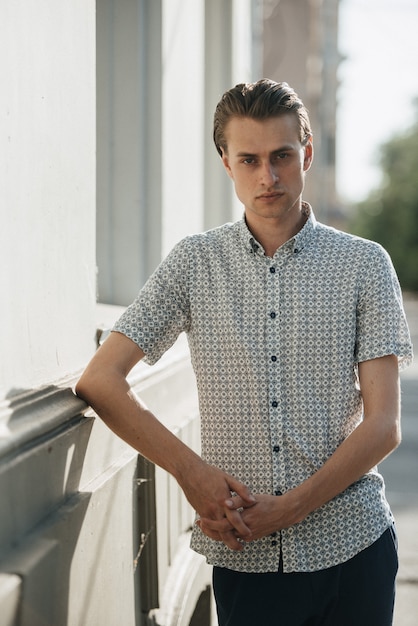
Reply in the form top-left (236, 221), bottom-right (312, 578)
top-left (213, 79), bottom-right (312, 157)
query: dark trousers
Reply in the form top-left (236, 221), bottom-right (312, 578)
top-left (213, 525), bottom-right (398, 626)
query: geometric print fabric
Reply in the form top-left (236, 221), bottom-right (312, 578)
top-left (114, 204), bottom-right (413, 573)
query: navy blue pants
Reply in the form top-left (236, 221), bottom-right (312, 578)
top-left (213, 526), bottom-right (398, 626)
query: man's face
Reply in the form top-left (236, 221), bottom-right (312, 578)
top-left (221, 114), bottom-right (313, 225)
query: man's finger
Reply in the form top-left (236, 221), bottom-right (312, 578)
top-left (198, 516), bottom-right (233, 533)
top-left (220, 530), bottom-right (245, 551)
top-left (227, 478), bottom-right (256, 505)
top-left (199, 510), bottom-right (252, 539)
top-left (224, 494), bottom-right (256, 511)
top-left (224, 507), bottom-right (252, 537)
top-left (197, 518), bottom-right (245, 551)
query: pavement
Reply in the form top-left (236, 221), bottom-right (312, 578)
top-left (380, 293), bottom-right (418, 625)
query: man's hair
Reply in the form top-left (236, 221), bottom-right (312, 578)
top-left (213, 79), bottom-right (312, 156)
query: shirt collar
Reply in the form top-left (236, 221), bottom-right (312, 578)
top-left (238, 202), bottom-right (317, 257)
top-left (293, 202), bottom-right (316, 254)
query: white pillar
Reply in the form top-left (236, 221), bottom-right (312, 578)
top-left (0, 0), bottom-right (96, 399)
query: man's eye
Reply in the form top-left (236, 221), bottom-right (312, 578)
top-left (243, 158), bottom-right (256, 165)
top-left (276, 152), bottom-right (289, 160)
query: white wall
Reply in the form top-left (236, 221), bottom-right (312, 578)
top-left (161, 0), bottom-right (205, 256)
top-left (0, 0), bottom-right (96, 400)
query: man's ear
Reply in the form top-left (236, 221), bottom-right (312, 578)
top-left (303, 136), bottom-right (314, 172)
top-left (221, 150), bottom-right (234, 179)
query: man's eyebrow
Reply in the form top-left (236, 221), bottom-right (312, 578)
top-left (235, 145), bottom-right (295, 157)
top-left (273, 144), bottom-right (295, 152)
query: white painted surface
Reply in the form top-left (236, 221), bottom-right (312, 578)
top-left (162, 0), bottom-right (205, 255)
top-left (0, 0), bottom-right (96, 399)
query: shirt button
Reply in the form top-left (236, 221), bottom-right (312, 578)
top-left (272, 400), bottom-right (278, 408)
top-left (270, 311), bottom-right (276, 319)
top-left (271, 355), bottom-right (277, 362)
top-left (273, 445), bottom-right (280, 453)
top-left (270, 266), bottom-right (276, 273)
top-left (271, 540), bottom-right (278, 547)
top-left (275, 490), bottom-right (283, 496)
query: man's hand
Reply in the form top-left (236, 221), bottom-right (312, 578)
top-left (177, 460), bottom-right (257, 551)
top-left (198, 492), bottom-right (296, 544)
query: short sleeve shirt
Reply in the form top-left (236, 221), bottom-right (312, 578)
top-left (114, 206), bottom-right (413, 573)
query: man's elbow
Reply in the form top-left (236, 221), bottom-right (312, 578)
top-left (75, 367), bottom-right (108, 408)
top-left (75, 371), bottom-right (95, 406)
top-left (385, 419), bottom-right (401, 456)
top-left (75, 356), bottom-right (130, 411)
top-left (392, 422), bottom-right (402, 450)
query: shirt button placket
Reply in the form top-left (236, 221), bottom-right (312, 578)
top-left (267, 261), bottom-right (283, 513)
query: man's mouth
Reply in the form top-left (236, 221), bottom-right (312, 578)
top-left (257, 191), bottom-right (284, 200)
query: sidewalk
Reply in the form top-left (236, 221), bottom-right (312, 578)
top-left (393, 508), bottom-right (418, 625)
top-left (388, 294), bottom-right (418, 625)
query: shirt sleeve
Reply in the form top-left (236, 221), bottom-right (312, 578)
top-left (113, 237), bottom-right (192, 365)
top-left (354, 241), bottom-right (413, 370)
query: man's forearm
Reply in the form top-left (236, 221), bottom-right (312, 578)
top-left (259, 354), bottom-right (401, 530)
top-left (76, 371), bottom-right (200, 477)
top-left (76, 364), bottom-right (256, 549)
top-left (286, 412), bottom-right (400, 526)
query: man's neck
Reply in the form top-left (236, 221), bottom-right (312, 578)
top-left (245, 205), bottom-right (309, 258)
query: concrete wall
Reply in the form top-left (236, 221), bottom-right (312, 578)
top-left (161, 0), bottom-right (205, 255)
top-left (0, 0), bottom-right (97, 399)
top-left (0, 333), bottom-right (203, 626)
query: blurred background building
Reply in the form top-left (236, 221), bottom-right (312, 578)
top-left (263, 0), bottom-right (341, 226)
top-left (0, 2), bottom-right (376, 625)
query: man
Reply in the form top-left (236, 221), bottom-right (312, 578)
top-left (76, 79), bottom-right (413, 625)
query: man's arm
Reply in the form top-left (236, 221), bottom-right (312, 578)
top-left (75, 331), bottom-right (255, 549)
top-left (200, 354), bottom-right (400, 541)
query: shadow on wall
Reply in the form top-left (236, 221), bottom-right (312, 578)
top-left (0, 336), bottom-right (213, 626)
top-left (0, 383), bottom-right (94, 625)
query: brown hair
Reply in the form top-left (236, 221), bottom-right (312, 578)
top-left (213, 79), bottom-right (312, 156)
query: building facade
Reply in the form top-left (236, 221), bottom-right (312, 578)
top-left (263, 0), bottom-right (341, 224)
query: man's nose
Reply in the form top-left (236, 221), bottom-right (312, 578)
top-left (260, 162), bottom-right (279, 186)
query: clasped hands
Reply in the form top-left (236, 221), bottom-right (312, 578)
top-left (187, 464), bottom-right (292, 552)
top-left (196, 492), bottom-right (257, 551)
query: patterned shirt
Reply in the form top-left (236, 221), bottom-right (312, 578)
top-left (114, 205), bottom-right (413, 573)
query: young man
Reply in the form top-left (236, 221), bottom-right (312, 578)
top-left (76, 80), bottom-right (413, 625)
